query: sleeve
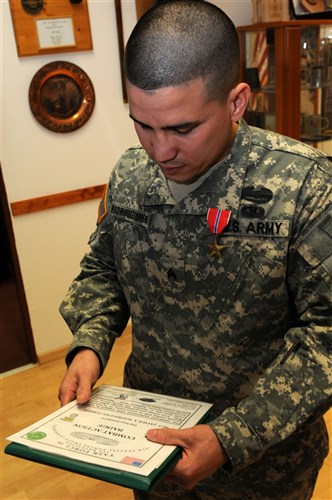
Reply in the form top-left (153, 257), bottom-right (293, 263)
top-left (209, 158), bottom-right (332, 471)
top-left (59, 180), bottom-right (131, 374)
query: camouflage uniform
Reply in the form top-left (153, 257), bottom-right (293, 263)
top-left (60, 120), bottom-right (332, 499)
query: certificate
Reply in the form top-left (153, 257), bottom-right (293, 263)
top-left (36, 18), bottom-right (76, 49)
top-left (5, 385), bottom-right (212, 491)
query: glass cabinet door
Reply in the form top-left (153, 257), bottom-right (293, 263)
top-left (300, 24), bottom-right (332, 149)
top-left (243, 29), bottom-right (276, 132)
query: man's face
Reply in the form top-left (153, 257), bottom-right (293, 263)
top-left (127, 78), bottom-right (238, 184)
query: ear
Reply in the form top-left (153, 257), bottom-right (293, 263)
top-left (228, 83), bottom-right (251, 122)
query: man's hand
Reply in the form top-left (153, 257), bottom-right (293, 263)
top-left (146, 424), bottom-right (229, 489)
top-left (58, 349), bottom-right (100, 406)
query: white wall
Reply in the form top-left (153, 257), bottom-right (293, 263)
top-left (0, 0), bottom-right (252, 356)
top-left (211, 0), bottom-right (253, 26)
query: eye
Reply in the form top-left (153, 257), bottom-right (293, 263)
top-left (138, 123), bottom-right (152, 131)
top-left (173, 125), bottom-right (197, 135)
top-left (175, 128), bottom-right (193, 135)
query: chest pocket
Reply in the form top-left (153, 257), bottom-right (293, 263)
top-left (181, 235), bottom-right (289, 333)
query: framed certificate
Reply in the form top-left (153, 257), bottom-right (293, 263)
top-left (6, 385), bottom-right (212, 491)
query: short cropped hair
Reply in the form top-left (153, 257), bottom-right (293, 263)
top-left (124, 0), bottom-right (240, 101)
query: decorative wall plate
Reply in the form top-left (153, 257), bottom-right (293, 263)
top-left (28, 61), bottom-right (95, 133)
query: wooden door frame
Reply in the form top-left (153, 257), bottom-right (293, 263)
top-left (0, 166), bottom-right (37, 366)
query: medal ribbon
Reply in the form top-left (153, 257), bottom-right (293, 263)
top-left (207, 208), bottom-right (231, 235)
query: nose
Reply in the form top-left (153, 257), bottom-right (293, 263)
top-left (151, 131), bottom-right (177, 164)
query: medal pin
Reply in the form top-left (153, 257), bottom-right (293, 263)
top-left (207, 208), bottom-right (231, 257)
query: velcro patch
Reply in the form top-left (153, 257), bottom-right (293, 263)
top-left (110, 203), bottom-right (150, 226)
top-left (223, 219), bottom-right (290, 238)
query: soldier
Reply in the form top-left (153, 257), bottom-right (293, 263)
top-left (58, 1), bottom-right (332, 498)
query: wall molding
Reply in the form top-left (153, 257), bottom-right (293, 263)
top-left (38, 345), bottom-right (69, 365)
top-left (11, 184), bottom-right (105, 216)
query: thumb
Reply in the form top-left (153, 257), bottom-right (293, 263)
top-left (146, 428), bottom-right (187, 447)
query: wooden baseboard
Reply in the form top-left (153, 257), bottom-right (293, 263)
top-left (38, 345), bottom-right (69, 365)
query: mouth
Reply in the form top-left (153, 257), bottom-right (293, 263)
top-left (159, 164), bottom-right (186, 176)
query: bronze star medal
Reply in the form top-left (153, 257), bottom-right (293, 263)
top-left (207, 208), bottom-right (231, 257)
top-left (208, 236), bottom-right (228, 256)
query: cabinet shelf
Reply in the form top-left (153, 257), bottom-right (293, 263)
top-left (301, 134), bottom-right (332, 143)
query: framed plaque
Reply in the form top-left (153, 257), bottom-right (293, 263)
top-left (9, 0), bottom-right (93, 57)
top-left (28, 61), bottom-right (95, 133)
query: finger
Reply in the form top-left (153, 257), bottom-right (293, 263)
top-left (146, 428), bottom-right (189, 447)
top-left (59, 377), bottom-right (92, 406)
top-left (59, 390), bottom-right (76, 406)
top-left (59, 349), bottom-right (99, 406)
top-left (58, 382), bottom-right (78, 406)
top-left (76, 378), bottom-right (93, 404)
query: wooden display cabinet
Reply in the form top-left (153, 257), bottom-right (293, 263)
top-left (237, 20), bottom-right (332, 151)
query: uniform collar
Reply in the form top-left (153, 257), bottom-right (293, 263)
top-left (141, 119), bottom-right (252, 214)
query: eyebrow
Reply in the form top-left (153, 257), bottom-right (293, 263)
top-left (129, 113), bottom-right (200, 132)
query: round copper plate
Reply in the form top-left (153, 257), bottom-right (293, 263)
top-left (29, 61), bottom-right (95, 133)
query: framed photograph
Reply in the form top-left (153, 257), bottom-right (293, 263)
top-left (28, 61), bottom-right (95, 133)
top-left (290, 0), bottom-right (332, 18)
top-left (9, 0), bottom-right (93, 57)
